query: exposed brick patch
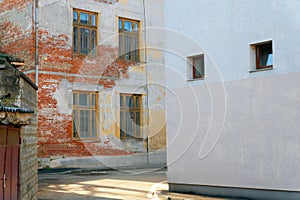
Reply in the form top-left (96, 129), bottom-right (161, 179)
top-left (0, 0), bottom-right (32, 12)
top-left (0, 19), bottom-right (35, 72)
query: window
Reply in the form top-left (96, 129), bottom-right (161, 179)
top-left (118, 17), bottom-right (139, 61)
top-left (73, 9), bottom-right (97, 55)
top-left (73, 92), bottom-right (97, 139)
top-left (187, 54), bottom-right (205, 80)
top-left (256, 41), bottom-right (273, 69)
top-left (120, 94), bottom-right (142, 139)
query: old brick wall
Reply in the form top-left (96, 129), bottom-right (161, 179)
top-left (1, 0), bottom-right (166, 165)
top-left (0, 0), bottom-right (36, 72)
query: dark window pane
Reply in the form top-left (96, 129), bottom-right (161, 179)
top-left (119, 34), bottom-right (124, 58)
top-left (126, 96), bottom-right (134, 108)
top-left (73, 93), bottom-right (78, 105)
top-left (120, 95), bottom-right (124, 107)
top-left (135, 112), bottom-right (140, 137)
top-left (80, 12), bottom-right (89, 24)
top-left (92, 111), bottom-right (96, 138)
top-left (92, 30), bottom-right (96, 55)
top-left (120, 111), bottom-right (125, 138)
top-left (91, 14), bottom-right (96, 26)
top-left (134, 22), bottom-right (138, 32)
top-left (73, 11), bottom-right (78, 22)
top-left (193, 56), bottom-right (204, 78)
top-left (84, 110), bottom-right (90, 137)
top-left (73, 110), bottom-right (78, 137)
top-left (91, 94), bottom-right (96, 106)
top-left (124, 21), bottom-right (132, 32)
top-left (119, 19), bottom-right (123, 30)
top-left (124, 35), bottom-right (132, 60)
top-left (126, 111), bottom-right (133, 138)
top-left (135, 96), bottom-right (140, 108)
top-left (133, 36), bottom-right (139, 61)
top-left (80, 110), bottom-right (85, 137)
top-left (79, 93), bottom-right (88, 106)
top-left (73, 27), bottom-right (78, 53)
top-left (80, 28), bottom-right (90, 54)
top-left (260, 45), bottom-right (273, 67)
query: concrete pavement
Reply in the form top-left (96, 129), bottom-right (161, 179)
top-left (38, 168), bottom-right (241, 200)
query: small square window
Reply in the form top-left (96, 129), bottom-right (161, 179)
top-left (255, 41), bottom-right (273, 69)
top-left (187, 54), bottom-right (205, 80)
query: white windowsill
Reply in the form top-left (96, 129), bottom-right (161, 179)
top-left (186, 77), bottom-right (205, 82)
top-left (249, 67), bottom-right (273, 73)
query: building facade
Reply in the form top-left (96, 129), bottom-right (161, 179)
top-left (165, 0), bottom-right (300, 199)
top-left (0, 0), bottom-right (166, 168)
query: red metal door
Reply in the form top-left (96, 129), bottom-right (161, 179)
top-left (0, 126), bottom-right (20, 200)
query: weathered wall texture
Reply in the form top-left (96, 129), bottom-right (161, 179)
top-left (0, 0), bottom-right (166, 166)
top-left (0, 1), bottom-right (35, 72)
top-left (19, 77), bottom-right (38, 200)
top-left (166, 0), bottom-right (300, 198)
top-left (0, 62), bottom-right (38, 200)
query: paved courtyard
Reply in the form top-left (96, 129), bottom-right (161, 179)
top-left (38, 168), bottom-right (237, 200)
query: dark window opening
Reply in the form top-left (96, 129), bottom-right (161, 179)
top-left (256, 42), bottom-right (273, 69)
top-left (192, 55), bottom-right (205, 79)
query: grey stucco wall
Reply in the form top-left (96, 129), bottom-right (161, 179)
top-left (19, 76), bottom-right (38, 200)
top-left (165, 0), bottom-right (300, 194)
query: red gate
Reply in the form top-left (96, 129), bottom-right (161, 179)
top-left (0, 126), bottom-right (20, 200)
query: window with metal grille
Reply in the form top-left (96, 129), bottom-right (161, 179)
top-left (72, 92), bottom-right (97, 139)
top-left (118, 17), bottom-right (139, 61)
top-left (73, 9), bottom-right (97, 55)
top-left (120, 94), bottom-right (142, 139)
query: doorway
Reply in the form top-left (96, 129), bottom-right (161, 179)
top-left (0, 126), bottom-right (20, 200)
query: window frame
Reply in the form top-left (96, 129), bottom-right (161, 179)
top-left (73, 8), bottom-right (98, 55)
top-left (119, 94), bottom-right (142, 140)
top-left (187, 54), bottom-right (205, 80)
top-left (255, 41), bottom-right (273, 70)
top-left (118, 17), bottom-right (140, 62)
top-left (192, 54), bottom-right (205, 79)
top-left (72, 91), bottom-right (98, 139)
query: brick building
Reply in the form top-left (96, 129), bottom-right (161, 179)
top-left (0, 0), bottom-right (166, 168)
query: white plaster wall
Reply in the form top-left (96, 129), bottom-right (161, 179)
top-left (166, 0), bottom-right (300, 191)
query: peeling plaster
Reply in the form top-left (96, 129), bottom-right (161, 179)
top-left (39, 0), bottom-right (72, 45)
top-left (6, 5), bottom-right (32, 31)
top-left (53, 79), bottom-right (72, 115)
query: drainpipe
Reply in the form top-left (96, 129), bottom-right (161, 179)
top-left (34, 0), bottom-right (39, 86)
top-left (142, 0), bottom-right (150, 165)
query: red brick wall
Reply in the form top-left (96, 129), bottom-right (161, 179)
top-left (37, 35), bottom-right (135, 157)
top-left (0, 0), bottom-right (35, 72)
top-left (0, 1), bottom-right (137, 158)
